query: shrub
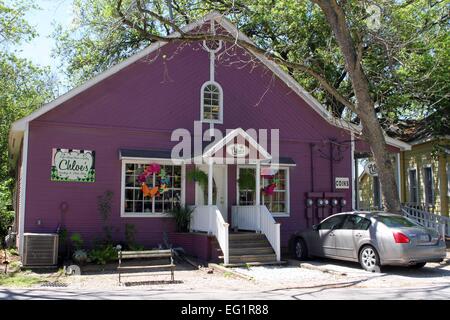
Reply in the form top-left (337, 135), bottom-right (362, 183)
top-left (70, 233), bottom-right (83, 250)
top-left (170, 205), bottom-right (194, 232)
top-left (88, 245), bottom-right (118, 265)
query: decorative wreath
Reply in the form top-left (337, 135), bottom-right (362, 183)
top-left (138, 163), bottom-right (171, 198)
top-left (262, 176), bottom-right (280, 196)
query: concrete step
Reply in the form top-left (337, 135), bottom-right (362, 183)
top-left (229, 247), bottom-right (274, 255)
top-left (224, 261), bottom-right (287, 267)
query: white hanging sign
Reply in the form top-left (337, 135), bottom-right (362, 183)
top-left (364, 161), bottom-right (378, 176)
top-left (226, 144), bottom-right (249, 158)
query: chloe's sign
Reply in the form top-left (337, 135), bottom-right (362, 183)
top-left (51, 148), bottom-right (95, 182)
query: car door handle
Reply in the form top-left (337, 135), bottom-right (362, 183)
top-left (355, 233), bottom-right (362, 238)
top-left (329, 232), bottom-right (335, 236)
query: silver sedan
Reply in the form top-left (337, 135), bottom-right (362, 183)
top-left (290, 212), bottom-right (447, 272)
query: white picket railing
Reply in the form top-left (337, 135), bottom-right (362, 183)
top-left (231, 206), bottom-right (260, 231)
top-left (402, 205), bottom-right (450, 237)
top-left (190, 205), bottom-right (229, 265)
top-left (231, 205), bottom-right (281, 262)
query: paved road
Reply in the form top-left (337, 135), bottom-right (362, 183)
top-left (1, 284), bottom-right (450, 300)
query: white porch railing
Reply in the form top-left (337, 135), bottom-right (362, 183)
top-left (231, 206), bottom-right (260, 231)
top-left (402, 205), bottom-right (450, 237)
top-left (190, 205), bottom-right (229, 265)
top-left (231, 205), bottom-right (281, 262)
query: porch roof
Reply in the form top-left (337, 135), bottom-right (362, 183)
top-left (119, 148), bottom-right (295, 165)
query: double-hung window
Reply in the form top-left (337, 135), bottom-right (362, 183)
top-left (408, 169), bottom-right (418, 203)
top-left (424, 166), bottom-right (434, 205)
top-left (237, 166), bottom-right (289, 216)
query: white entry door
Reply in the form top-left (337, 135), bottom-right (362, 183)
top-left (195, 165), bottom-right (228, 221)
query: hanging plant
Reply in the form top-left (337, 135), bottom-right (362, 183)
top-left (238, 168), bottom-right (255, 191)
top-left (187, 168), bottom-right (217, 205)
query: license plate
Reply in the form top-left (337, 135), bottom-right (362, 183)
top-left (419, 235), bottom-right (430, 242)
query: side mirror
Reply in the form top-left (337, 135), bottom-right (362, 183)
top-left (312, 224), bottom-right (319, 231)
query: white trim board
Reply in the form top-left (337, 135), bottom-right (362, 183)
top-left (9, 11), bottom-right (410, 153)
top-left (18, 123), bottom-right (29, 258)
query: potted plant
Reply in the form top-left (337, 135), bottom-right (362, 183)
top-left (170, 205), bottom-right (194, 232)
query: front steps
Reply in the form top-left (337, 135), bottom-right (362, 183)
top-left (217, 232), bottom-right (282, 266)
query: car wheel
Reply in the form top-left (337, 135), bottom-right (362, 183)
top-left (409, 262), bottom-right (426, 269)
top-left (293, 238), bottom-right (308, 261)
top-left (359, 245), bottom-right (381, 272)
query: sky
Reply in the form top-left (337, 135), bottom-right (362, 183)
top-left (17, 0), bottom-right (74, 74)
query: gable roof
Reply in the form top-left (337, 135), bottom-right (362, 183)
top-left (202, 127), bottom-right (272, 161)
top-left (8, 11), bottom-right (410, 155)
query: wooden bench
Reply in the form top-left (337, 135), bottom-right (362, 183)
top-left (117, 249), bottom-right (175, 284)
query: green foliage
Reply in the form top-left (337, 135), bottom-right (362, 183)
top-left (0, 0), bottom-right (55, 241)
top-left (0, 181), bottom-right (14, 241)
top-left (186, 168), bottom-right (216, 204)
top-left (170, 205), bottom-right (194, 233)
top-left (70, 233), bottom-right (83, 250)
top-left (0, 0), bottom-right (38, 46)
top-left (0, 272), bottom-right (45, 287)
top-left (125, 223), bottom-right (136, 246)
top-left (186, 168), bottom-right (208, 191)
top-left (52, 0), bottom-right (449, 134)
top-left (87, 245), bottom-right (117, 265)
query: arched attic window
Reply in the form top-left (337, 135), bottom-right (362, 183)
top-left (201, 81), bottom-right (223, 123)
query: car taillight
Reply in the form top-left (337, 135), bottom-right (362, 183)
top-left (393, 232), bottom-right (410, 243)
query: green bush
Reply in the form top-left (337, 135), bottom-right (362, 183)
top-left (0, 181), bottom-right (14, 242)
top-left (88, 245), bottom-right (118, 265)
top-left (70, 233), bottom-right (83, 250)
top-left (170, 205), bottom-right (194, 232)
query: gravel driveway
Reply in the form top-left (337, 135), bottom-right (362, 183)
top-left (233, 257), bottom-right (450, 289)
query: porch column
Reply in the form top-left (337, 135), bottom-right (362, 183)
top-left (208, 159), bottom-right (213, 234)
top-left (255, 161), bottom-right (261, 205)
top-left (255, 161), bottom-right (261, 232)
top-left (208, 160), bottom-right (213, 206)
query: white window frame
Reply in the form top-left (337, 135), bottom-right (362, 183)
top-left (423, 164), bottom-right (434, 205)
top-left (408, 168), bottom-right (419, 204)
top-left (120, 159), bottom-right (186, 218)
top-left (200, 81), bottom-right (223, 124)
top-left (236, 164), bottom-right (290, 217)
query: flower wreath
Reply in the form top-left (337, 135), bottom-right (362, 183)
top-left (138, 163), bottom-right (171, 198)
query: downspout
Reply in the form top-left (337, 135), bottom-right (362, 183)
top-left (330, 140), bottom-right (334, 192)
top-left (310, 143), bottom-right (315, 192)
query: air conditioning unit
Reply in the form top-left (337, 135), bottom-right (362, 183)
top-left (23, 233), bottom-right (58, 267)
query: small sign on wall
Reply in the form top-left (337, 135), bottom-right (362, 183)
top-left (335, 177), bottom-right (350, 189)
top-left (364, 161), bottom-right (378, 176)
top-left (51, 148), bottom-right (95, 182)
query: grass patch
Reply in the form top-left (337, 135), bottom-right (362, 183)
top-left (0, 272), bottom-right (46, 287)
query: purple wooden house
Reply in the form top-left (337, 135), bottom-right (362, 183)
top-left (8, 12), bottom-right (409, 265)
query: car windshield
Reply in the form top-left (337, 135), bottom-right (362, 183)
top-left (375, 215), bottom-right (418, 228)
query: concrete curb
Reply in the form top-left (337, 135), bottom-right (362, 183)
top-left (287, 259), bottom-right (348, 276)
top-left (208, 263), bottom-right (255, 281)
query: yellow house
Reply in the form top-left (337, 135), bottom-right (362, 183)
top-left (399, 136), bottom-right (449, 216)
top-left (358, 132), bottom-right (449, 216)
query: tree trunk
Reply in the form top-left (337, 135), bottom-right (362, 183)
top-left (314, 0), bottom-right (401, 213)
